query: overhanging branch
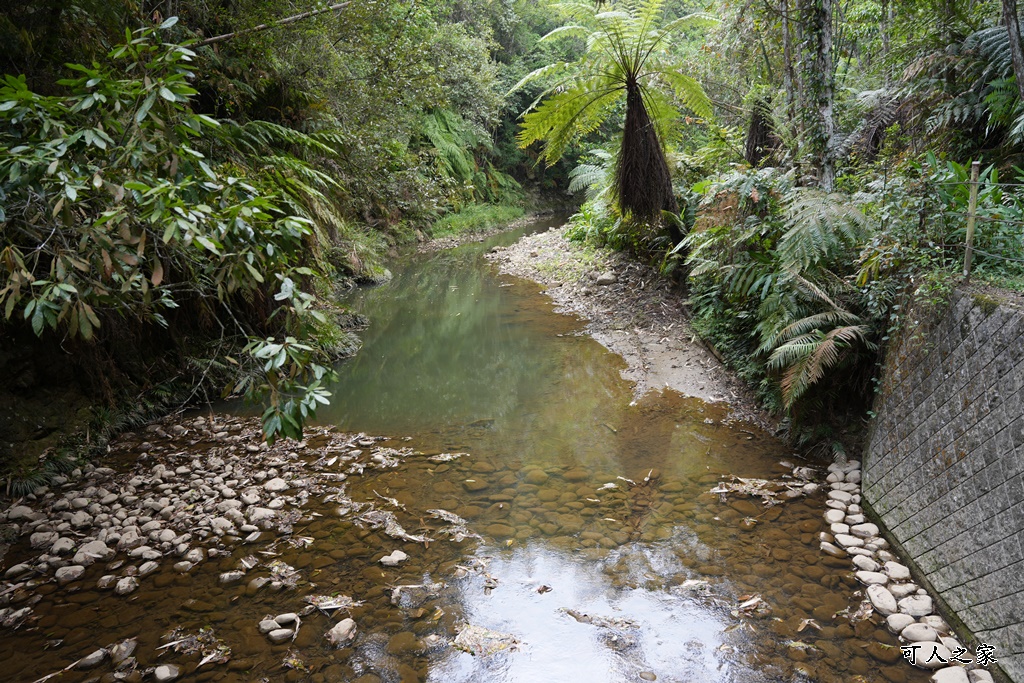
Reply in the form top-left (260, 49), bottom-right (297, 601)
top-left (197, 2), bottom-right (353, 46)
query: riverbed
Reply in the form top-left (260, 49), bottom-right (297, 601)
top-left (0, 218), bottom-right (927, 682)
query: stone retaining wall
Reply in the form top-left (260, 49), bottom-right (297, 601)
top-left (863, 286), bottom-right (1024, 682)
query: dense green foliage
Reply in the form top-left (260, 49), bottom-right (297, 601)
top-left (554, 0), bottom-right (1024, 451)
top-left (0, 0), bottom-right (573, 461)
top-left (6, 0), bottom-right (1024, 462)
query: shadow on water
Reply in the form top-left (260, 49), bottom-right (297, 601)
top-left (0, 216), bottom-right (929, 683)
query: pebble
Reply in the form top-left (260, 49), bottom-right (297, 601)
top-left (867, 584), bottom-right (898, 615)
top-left (4, 563), bottom-right (32, 579)
top-left (264, 477), bottom-right (289, 492)
top-left (828, 490), bottom-right (853, 504)
top-left (154, 664), bottom-right (180, 682)
top-left (380, 550), bottom-right (409, 566)
top-left (327, 618), bottom-right (357, 646)
top-left (852, 555), bottom-right (880, 572)
top-left (968, 670), bottom-right (995, 683)
top-left (74, 539), bottom-right (114, 566)
top-left (30, 531), bottom-right (58, 549)
top-left (819, 542), bottom-right (846, 558)
top-left (248, 507), bottom-right (276, 523)
top-left (940, 635), bottom-right (963, 652)
top-left (76, 648), bottom-right (107, 670)
top-left (886, 613), bottom-right (915, 633)
top-left (55, 565), bottom-right (86, 585)
top-left (51, 537), bottom-right (75, 555)
top-left (854, 570), bottom-right (889, 585)
top-left (70, 511), bottom-right (93, 528)
top-left (259, 618), bottom-right (280, 634)
top-left (138, 560), bottom-right (160, 577)
top-left (849, 522), bottom-right (879, 538)
top-left (219, 571), bottom-right (245, 584)
top-left (902, 623), bottom-right (939, 642)
top-left (268, 628), bottom-right (294, 643)
top-left (920, 615), bottom-right (950, 634)
top-left (898, 594), bottom-right (933, 617)
top-left (891, 583), bottom-right (919, 598)
top-left (8, 505), bottom-right (42, 521)
top-left (905, 642), bottom-right (952, 669)
top-left (885, 560), bottom-right (911, 581)
top-left (110, 638), bottom-right (137, 664)
top-left (115, 576), bottom-right (139, 595)
top-left (834, 533), bottom-right (865, 548)
top-left (931, 669), bottom-right (970, 683)
top-left (824, 509), bottom-right (845, 524)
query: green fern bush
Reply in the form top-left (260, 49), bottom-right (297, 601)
top-left (685, 168), bottom-right (884, 424)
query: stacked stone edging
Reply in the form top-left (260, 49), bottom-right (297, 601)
top-left (864, 287), bottom-right (1024, 682)
top-left (821, 459), bottom-right (997, 683)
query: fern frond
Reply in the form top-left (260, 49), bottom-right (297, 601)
top-left (652, 68), bottom-right (713, 119)
top-left (518, 78), bottom-right (622, 164)
top-left (778, 188), bottom-right (868, 272)
top-left (768, 324), bottom-right (875, 407)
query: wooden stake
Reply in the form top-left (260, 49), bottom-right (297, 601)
top-left (196, 2), bottom-right (352, 46)
top-left (963, 160), bottom-right (981, 279)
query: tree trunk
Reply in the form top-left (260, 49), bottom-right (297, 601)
top-left (1003, 0), bottom-right (1024, 103)
top-left (882, 0), bottom-right (892, 86)
top-left (782, 0), bottom-right (797, 126)
top-left (616, 81), bottom-right (677, 222)
top-left (803, 0), bottom-right (836, 190)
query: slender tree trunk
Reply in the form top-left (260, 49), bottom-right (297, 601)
top-left (882, 0), bottom-right (892, 87)
top-left (1003, 0), bottom-right (1024, 103)
top-left (804, 0), bottom-right (836, 190)
top-left (794, 0), bottom-right (808, 142)
top-left (782, 0), bottom-right (797, 126)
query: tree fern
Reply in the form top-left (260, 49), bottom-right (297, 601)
top-left (514, 0), bottom-right (713, 220)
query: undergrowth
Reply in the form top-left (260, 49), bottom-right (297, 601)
top-left (431, 204), bottom-right (525, 238)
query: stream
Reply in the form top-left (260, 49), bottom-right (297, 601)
top-left (0, 217), bottom-right (927, 683)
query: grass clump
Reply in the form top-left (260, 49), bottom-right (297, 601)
top-left (431, 204), bottom-right (525, 238)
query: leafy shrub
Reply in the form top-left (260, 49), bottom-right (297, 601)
top-left (0, 21), bottom-right (334, 442)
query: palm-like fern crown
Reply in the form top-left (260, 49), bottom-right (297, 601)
top-left (513, 0), bottom-right (713, 166)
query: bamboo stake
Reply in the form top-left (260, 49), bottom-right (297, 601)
top-left (963, 160), bottom-right (981, 279)
top-left (196, 2), bottom-right (352, 46)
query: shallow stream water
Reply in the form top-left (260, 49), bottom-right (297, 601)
top-left (0, 218), bottom-right (928, 683)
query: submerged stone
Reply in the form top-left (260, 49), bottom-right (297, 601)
top-left (326, 618), bottom-right (357, 646)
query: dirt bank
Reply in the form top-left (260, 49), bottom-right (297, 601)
top-left (487, 225), bottom-right (772, 428)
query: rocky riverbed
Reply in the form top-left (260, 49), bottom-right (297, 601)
top-left (0, 405), bottom-right (944, 683)
top-left (0, 415), bottom-right (448, 681)
top-left (0, 217), bottom-right (974, 683)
